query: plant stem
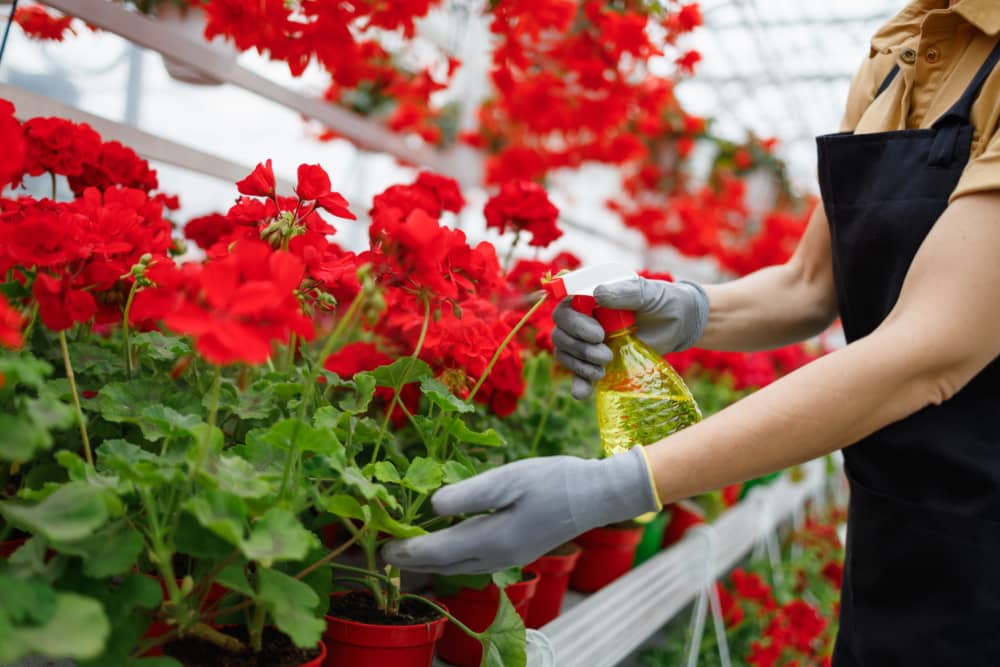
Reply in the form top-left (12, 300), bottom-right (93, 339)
top-left (248, 599), bottom-right (266, 653)
top-left (59, 330), bottom-right (92, 466)
top-left (295, 529), bottom-right (363, 580)
top-left (386, 565), bottom-right (402, 616)
top-left (121, 279), bottom-right (140, 378)
top-left (285, 333), bottom-right (298, 373)
top-left (503, 230), bottom-right (521, 272)
top-left (528, 387), bottom-right (558, 457)
top-left (276, 288), bottom-right (368, 503)
top-left (188, 622), bottom-right (248, 654)
top-left (371, 295), bottom-right (430, 464)
top-left (399, 594), bottom-right (482, 638)
top-left (466, 293), bottom-right (547, 404)
top-left (49, 171), bottom-right (56, 200)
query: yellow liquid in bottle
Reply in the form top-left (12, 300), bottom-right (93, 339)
top-left (596, 327), bottom-right (702, 456)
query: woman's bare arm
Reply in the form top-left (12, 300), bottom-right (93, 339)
top-left (647, 192), bottom-right (1000, 502)
top-left (698, 201), bottom-right (840, 352)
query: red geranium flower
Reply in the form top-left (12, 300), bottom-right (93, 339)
top-left (163, 240), bottom-right (314, 365)
top-left (184, 213), bottom-right (237, 252)
top-left (22, 117), bottom-right (101, 179)
top-left (483, 180), bottom-right (562, 248)
top-left (236, 159), bottom-right (276, 197)
top-left (295, 163), bottom-right (356, 219)
top-left (0, 297), bottom-right (24, 349)
top-left (33, 272), bottom-right (97, 332)
top-left (0, 100), bottom-right (25, 189)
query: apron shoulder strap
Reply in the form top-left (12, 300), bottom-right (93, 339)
top-left (876, 65), bottom-right (900, 98)
top-left (933, 37), bottom-right (1000, 128)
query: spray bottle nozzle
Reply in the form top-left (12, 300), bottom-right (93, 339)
top-left (543, 264), bottom-right (639, 337)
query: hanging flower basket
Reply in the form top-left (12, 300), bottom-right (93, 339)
top-left (155, 4), bottom-right (234, 86)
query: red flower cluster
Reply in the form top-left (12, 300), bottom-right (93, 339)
top-left (147, 240), bottom-right (314, 366)
top-left (668, 342), bottom-right (818, 391)
top-left (1, 186), bottom-right (174, 331)
top-left (484, 180), bottom-right (562, 248)
top-left (504, 252), bottom-right (581, 351)
top-left (367, 173), bottom-right (497, 306)
top-left (13, 4), bottom-right (76, 42)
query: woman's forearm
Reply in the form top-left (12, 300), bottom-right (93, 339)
top-left (645, 321), bottom-right (938, 503)
top-left (697, 203), bottom-right (839, 352)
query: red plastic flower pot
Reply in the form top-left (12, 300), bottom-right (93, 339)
top-left (570, 524), bottom-right (644, 593)
top-left (435, 569), bottom-right (540, 667)
top-left (324, 593), bottom-right (448, 667)
top-left (526, 545), bottom-right (581, 628)
top-left (661, 500), bottom-right (706, 549)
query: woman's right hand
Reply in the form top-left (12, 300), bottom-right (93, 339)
top-left (552, 277), bottom-right (709, 398)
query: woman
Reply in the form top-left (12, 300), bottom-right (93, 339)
top-left (384, 1), bottom-right (1000, 662)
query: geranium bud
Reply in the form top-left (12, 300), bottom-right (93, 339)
top-left (170, 355), bottom-right (193, 380)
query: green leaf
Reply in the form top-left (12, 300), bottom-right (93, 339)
top-left (444, 417), bottom-right (505, 447)
top-left (368, 461), bottom-right (401, 484)
top-left (369, 501), bottom-right (426, 539)
top-left (336, 373), bottom-right (377, 414)
top-left (442, 460), bottom-right (477, 484)
top-left (0, 574), bottom-right (57, 624)
top-left (320, 495), bottom-right (369, 522)
top-left (184, 488), bottom-right (248, 548)
top-left (341, 467), bottom-right (398, 510)
top-left (53, 519), bottom-right (144, 578)
top-left (98, 439), bottom-right (182, 486)
top-left (261, 419), bottom-right (343, 457)
top-left (98, 379), bottom-right (200, 428)
top-left (203, 454), bottom-right (276, 500)
top-left (132, 331), bottom-right (190, 362)
top-left (215, 561), bottom-right (253, 597)
top-left (175, 512), bottom-right (233, 559)
top-left (0, 353), bottom-right (52, 391)
top-left (432, 573), bottom-right (492, 597)
top-left (0, 592), bottom-right (110, 663)
top-left (242, 509), bottom-right (317, 566)
top-left (402, 457), bottom-right (443, 495)
top-left (256, 569), bottom-right (325, 648)
top-left (136, 404), bottom-right (202, 442)
top-left (233, 385), bottom-right (278, 420)
top-left (368, 357), bottom-right (432, 388)
top-left (0, 413), bottom-right (55, 463)
top-left (67, 342), bottom-right (120, 377)
top-left (478, 589), bottom-right (527, 667)
top-left (420, 377), bottom-right (474, 413)
top-left (0, 482), bottom-right (111, 541)
top-left (490, 567), bottom-right (522, 590)
top-left (25, 392), bottom-right (75, 431)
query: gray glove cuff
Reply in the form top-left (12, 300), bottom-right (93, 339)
top-left (569, 447), bottom-right (660, 531)
top-left (673, 281), bottom-right (710, 351)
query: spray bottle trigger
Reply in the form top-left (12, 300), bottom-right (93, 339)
top-left (571, 294), bottom-right (597, 316)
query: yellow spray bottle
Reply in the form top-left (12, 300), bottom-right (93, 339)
top-left (545, 263), bottom-right (703, 457)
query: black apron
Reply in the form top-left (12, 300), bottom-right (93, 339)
top-left (817, 41), bottom-right (1000, 667)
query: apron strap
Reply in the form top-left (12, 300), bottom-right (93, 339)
top-left (927, 37), bottom-right (1000, 166)
top-left (933, 37), bottom-right (1000, 128)
top-left (875, 65), bottom-right (900, 98)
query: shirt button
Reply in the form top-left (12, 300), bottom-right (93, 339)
top-left (926, 47), bottom-right (940, 63)
top-left (901, 48), bottom-right (917, 64)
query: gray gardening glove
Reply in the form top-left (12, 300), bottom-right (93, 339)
top-left (552, 277), bottom-right (710, 399)
top-left (381, 447), bottom-right (660, 575)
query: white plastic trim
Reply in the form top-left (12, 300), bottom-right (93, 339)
top-left (40, 0), bottom-right (483, 186)
top-left (0, 83), bottom-right (295, 193)
top-left (538, 459), bottom-right (829, 667)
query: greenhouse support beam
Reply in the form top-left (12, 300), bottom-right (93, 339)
top-left (539, 459), bottom-right (829, 667)
top-left (40, 0), bottom-right (484, 186)
top-left (0, 83), bottom-right (296, 192)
